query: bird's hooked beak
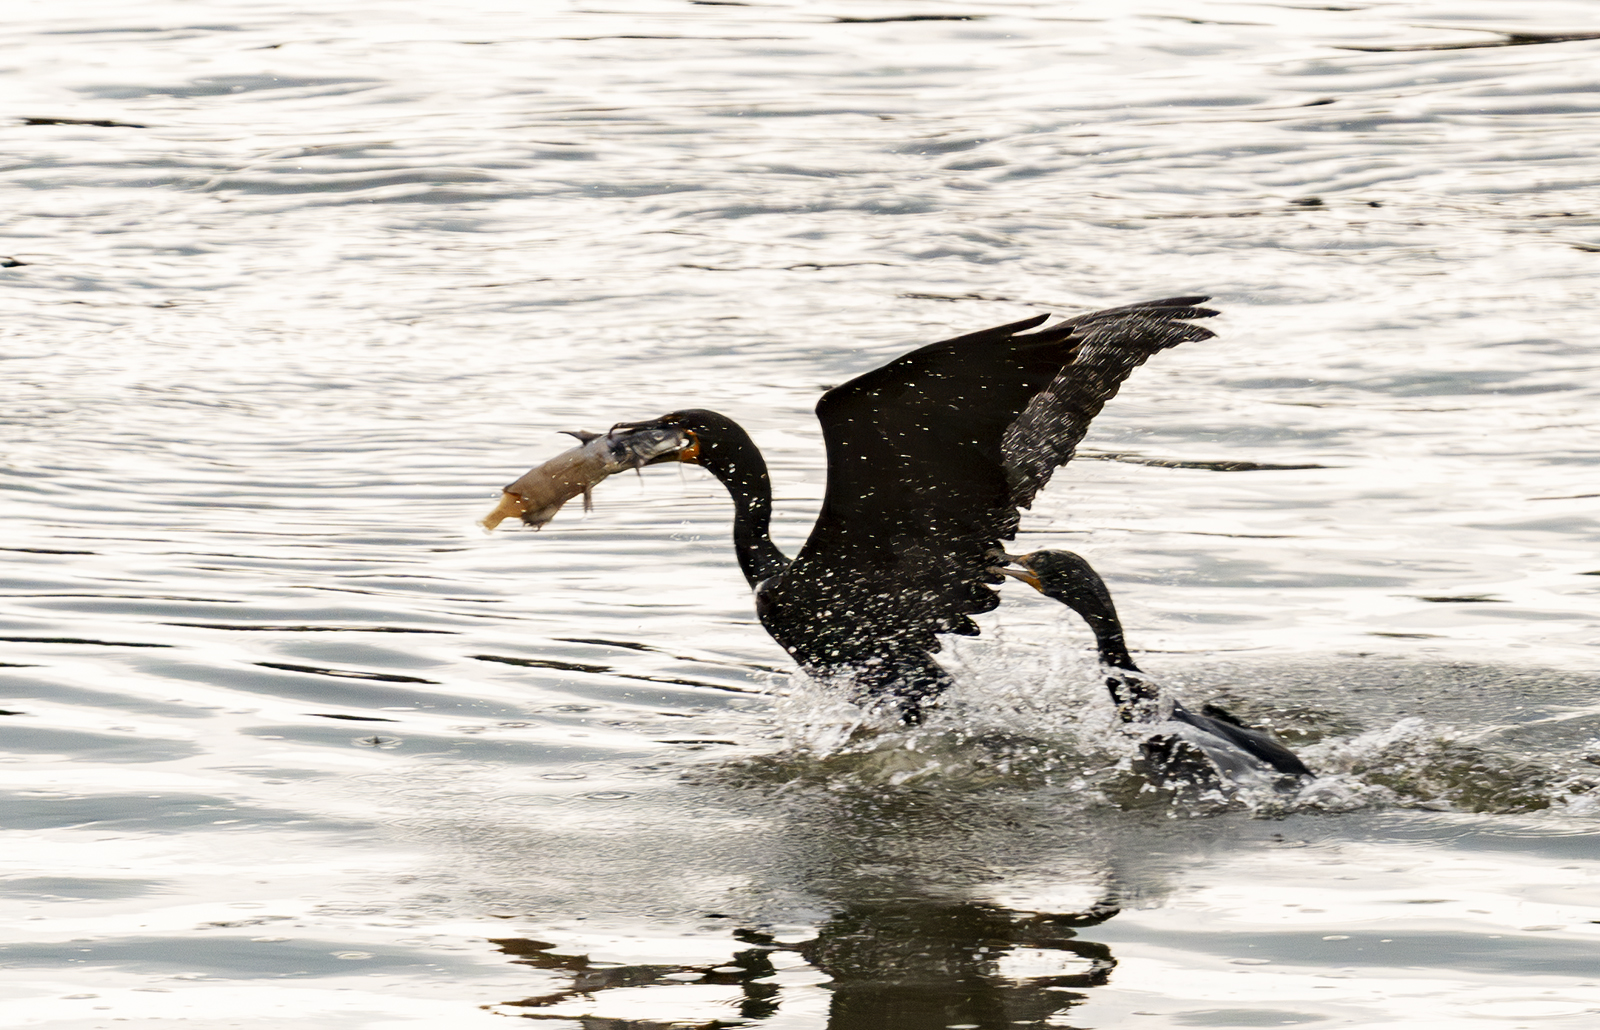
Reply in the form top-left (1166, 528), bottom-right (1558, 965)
top-left (993, 551), bottom-right (1044, 592)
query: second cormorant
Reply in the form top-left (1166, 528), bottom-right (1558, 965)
top-left (1000, 549), bottom-right (1312, 784)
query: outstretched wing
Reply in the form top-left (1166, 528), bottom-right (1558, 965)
top-left (764, 297), bottom-right (1215, 669)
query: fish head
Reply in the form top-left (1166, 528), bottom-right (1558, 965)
top-left (609, 410), bottom-right (761, 475)
top-left (599, 422), bottom-right (694, 470)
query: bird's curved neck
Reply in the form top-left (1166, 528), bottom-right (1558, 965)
top-left (696, 426), bottom-right (790, 588)
top-left (731, 487), bottom-right (788, 588)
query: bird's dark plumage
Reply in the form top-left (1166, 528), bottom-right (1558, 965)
top-left (616, 297), bottom-right (1216, 718)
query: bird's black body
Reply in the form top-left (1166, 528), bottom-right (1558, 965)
top-left (1004, 549), bottom-right (1312, 783)
top-left (618, 297), bottom-right (1217, 720)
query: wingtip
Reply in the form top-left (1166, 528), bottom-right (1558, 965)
top-left (1139, 298), bottom-right (1219, 322)
top-left (1043, 296), bottom-right (1220, 333)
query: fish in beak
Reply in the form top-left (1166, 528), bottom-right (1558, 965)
top-left (480, 425), bottom-right (690, 531)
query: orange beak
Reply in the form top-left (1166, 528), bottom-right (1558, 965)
top-left (677, 430), bottom-right (701, 464)
top-left (995, 553), bottom-right (1043, 592)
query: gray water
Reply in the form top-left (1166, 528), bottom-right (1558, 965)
top-left (3, 1), bottom-right (1599, 1027)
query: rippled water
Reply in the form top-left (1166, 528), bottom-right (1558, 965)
top-left (4, 1), bottom-right (1599, 1027)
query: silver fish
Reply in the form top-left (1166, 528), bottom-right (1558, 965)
top-left (480, 426), bottom-right (689, 531)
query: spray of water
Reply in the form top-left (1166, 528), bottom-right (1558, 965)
top-left (737, 639), bottom-right (1600, 819)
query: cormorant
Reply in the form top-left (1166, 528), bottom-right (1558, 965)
top-left (602, 297), bottom-right (1217, 721)
top-left (1000, 549), bottom-right (1312, 783)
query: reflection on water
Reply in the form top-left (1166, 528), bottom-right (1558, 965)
top-left (494, 897), bottom-right (1118, 1027)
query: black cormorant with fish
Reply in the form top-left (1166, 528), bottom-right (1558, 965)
top-left (483, 297), bottom-right (1312, 785)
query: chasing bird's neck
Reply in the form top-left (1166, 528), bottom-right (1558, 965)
top-left (1082, 610), bottom-right (1137, 673)
top-left (1051, 578), bottom-right (1154, 720)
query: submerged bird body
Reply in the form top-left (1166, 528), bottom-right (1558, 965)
top-left (1002, 549), bottom-right (1312, 784)
top-left (606, 298), bottom-right (1219, 718)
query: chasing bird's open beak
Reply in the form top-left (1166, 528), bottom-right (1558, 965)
top-left (993, 552), bottom-right (1043, 592)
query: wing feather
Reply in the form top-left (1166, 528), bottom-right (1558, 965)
top-left (1004, 306), bottom-right (1215, 508)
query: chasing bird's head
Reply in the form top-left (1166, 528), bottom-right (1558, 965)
top-left (995, 550), bottom-right (1105, 608)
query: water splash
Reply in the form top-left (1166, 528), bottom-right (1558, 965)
top-left (735, 645), bottom-right (1600, 821)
